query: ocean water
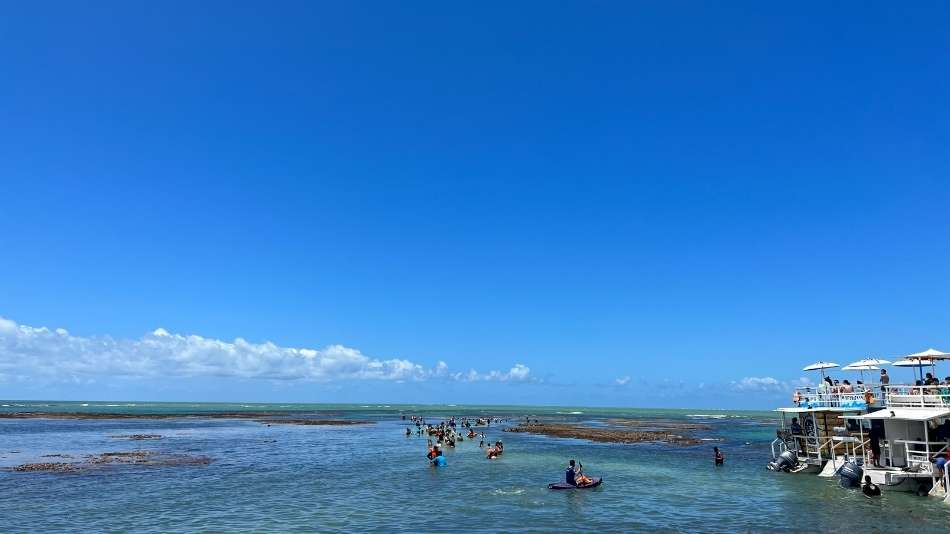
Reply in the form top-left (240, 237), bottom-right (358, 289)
top-left (0, 401), bottom-right (947, 533)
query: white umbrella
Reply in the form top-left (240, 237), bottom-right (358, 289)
top-left (847, 357), bottom-right (892, 367)
top-left (803, 361), bottom-right (839, 382)
top-left (844, 358), bottom-right (890, 385)
top-left (904, 348), bottom-right (950, 360)
top-left (842, 363), bottom-right (880, 384)
top-left (901, 349), bottom-right (950, 382)
top-left (893, 359), bottom-right (928, 367)
top-left (893, 358), bottom-right (929, 382)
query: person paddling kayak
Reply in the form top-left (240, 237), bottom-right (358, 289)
top-left (566, 459), bottom-right (593, 486)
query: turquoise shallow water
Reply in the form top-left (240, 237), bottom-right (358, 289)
top-left (1, 401), bottom-right (948, 533)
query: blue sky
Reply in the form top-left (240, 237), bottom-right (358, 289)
top-left (1, 2), bottom-right (948, 408)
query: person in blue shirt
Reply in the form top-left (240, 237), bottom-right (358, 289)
top-left (431, 449), bottom-right (447, 467)
top-left (566, 459), bottom-right (593, 486)
top-left (566, 460), bottom-right (577, 485)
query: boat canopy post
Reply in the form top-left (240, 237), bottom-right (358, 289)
top-left (858, 419), bottom-right (865, 465)
top-left (925, 422), bottom-right (933, 488)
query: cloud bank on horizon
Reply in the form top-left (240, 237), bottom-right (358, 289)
top-left (731, 376), bottom-right (811, 392)
top-left (0, 315), bottom-right (815, 406)
top-left (0, 316), bottom-right (533, 385)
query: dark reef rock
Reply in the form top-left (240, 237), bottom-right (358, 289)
top-left (256, 419), bottom-right (373, 426)
top-left (503, 422), bottom-right (703, 445)
top-left (14, 463), bottom-right (77, 472)
top-left (12, 451), bottom-right (212, 473)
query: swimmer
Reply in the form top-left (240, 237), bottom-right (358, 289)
top-left (862, 475), bottom-right (881, 497)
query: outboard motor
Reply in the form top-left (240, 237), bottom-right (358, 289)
top-left (838, 460), bottom-right (863, 488)
top-left (768, 450), bottom-right (797, 472)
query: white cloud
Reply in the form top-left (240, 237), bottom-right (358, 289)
top-left (0, 316), bottom-right (532, 384)
top-left (453, 363), bottom-right (535, 383)
top-left (789, 376), bottom-right (813, 388)
top-left (731, 376), bottom-right (812, 392)
top-left (732, 376), bottom-right (782, 391)
top-left (615, 376), bottom-right (631, 386)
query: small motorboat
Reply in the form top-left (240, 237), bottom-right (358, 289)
top-left (548, 477), bottom-right (602, 490)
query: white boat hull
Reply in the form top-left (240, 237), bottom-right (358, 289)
top-left (864, 469), bottom-right (932, 493)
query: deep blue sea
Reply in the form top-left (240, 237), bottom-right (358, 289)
top-left (1, 401), bottom-right (947, 533)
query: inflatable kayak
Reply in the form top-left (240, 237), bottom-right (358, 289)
top-left (548, 477), bottom-right (602, 490)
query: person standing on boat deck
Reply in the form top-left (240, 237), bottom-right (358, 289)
top-left (790, 418), bottom-right (805, 452)
top-left (841, 380), bottom-right (854, 393)
top-left (880, 369), bottom-right (890, 398)
top-left (819, 377), bottom-right (832, 402)
top-left (869, 429), bottom-right (882, 467)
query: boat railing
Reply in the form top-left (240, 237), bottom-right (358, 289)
top-left (830, 434), bottom-right (867, 461)
top-left (893, 440), bottom-right (947, 472)
top-left (772, 429), bottom-right (821, 460)
top-left (773, 429), bottom-right (804, 455)
top-left (791, 387), bottom-right (869, 409)
top-left (770, 436), bottom-right (788, 459)
top-left (884, 385), bottom-right (950, 408)
top-left (812, 435), bottom-right (837, 460)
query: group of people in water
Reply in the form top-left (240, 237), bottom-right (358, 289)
top-left (404, 413), bottom-right (727, 490)
top-left (403, 415), bottom-right (508, 466)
